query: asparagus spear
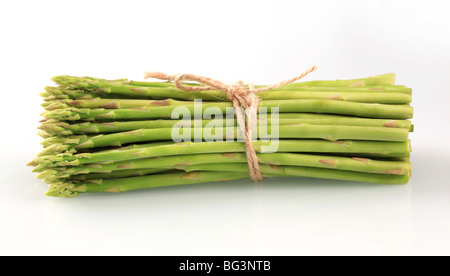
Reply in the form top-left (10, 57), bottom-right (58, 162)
top-left (68, 168), bottom-right (172, 181)
top-left (133, 73), bottom-right (398, 87)
top-left (53, 73), bottom-right (396, 91)
top-left (126, 81), bottom-right (411, 92)
top-left (43, 91), bottom-right (411, 110)
top-left (37, 124), bottom-right (410, 156)
top-left (181, 164), bottom-right (410, 184)
top-left (39, 152), bottom-right (411, 181)
top-left (45, 163), bottom-right (409, 197)
top-left (40, 134), bottom-right (90, 148)
top-left (53, 74), bottom-right (395, 89)
top-left (257, 86), bottom-right (411, 93)
top-left (279, 114), bottom-right (413, 130)
top-left (43, 98), bottom-right (188, 110)
top-left (46, 171), bottom-right (250, 197)
top-left (39, 116), bottom-right (412, 136)
top-left (254, 91), bottom-right (411, 103)
top-left (42, 85), bottom-right (412, 105)
top-left (38, 124), bottom-right (409, 156)
top-left (32, 140), bottom-right (411, 168)
top-left (42, 99), bottom-right (413, 121)
top-left (276, 73), bottom-right (396, 87)
top-left (41, 86), bottom-right (155, 101)
top-left (50, 74), bottom-right (409, 101)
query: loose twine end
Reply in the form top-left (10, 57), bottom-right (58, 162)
top-left (145, 66), bottom-right (318, 182)
top-left (144, 71), bottom-right (174, 81)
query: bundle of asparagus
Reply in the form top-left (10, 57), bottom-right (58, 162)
top-left (29, 73), bottom-right (413, 197)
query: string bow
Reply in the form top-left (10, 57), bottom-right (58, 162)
top-left (144, 65), bottom-right (318, 182)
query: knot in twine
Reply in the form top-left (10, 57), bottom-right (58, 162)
top-left (144, 65), bottom-right (318, 182)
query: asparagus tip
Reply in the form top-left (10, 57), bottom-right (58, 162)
top-left (45, 183), bottom-right (80, 198)
top-left (74, 140), bottom-right (94, 149)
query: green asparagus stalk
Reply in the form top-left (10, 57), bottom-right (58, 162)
top-left (275, 73), bottom-right (396, 87)
top-left (53, 73), bottom-right (395, 91)
top-left (274, 114), bottom-right (412, 131)
top-left (41, 134), bottom-right (90, 148)
top-left (42, 85), bottom-right (412, 105)
top-left (41, 86), bottom-right (154, 101)
top-left (42, 100), bottom-right (413, 121)
top-left (131, 73), bottom-right (398, 87)
top-left (43, 91), bottom-right (411, 110)
top-left (32, 140), bottom-right (411, 168)
top-left (42, 98), bottom-right (188, 110)
top-left (126, 82), bottom-right (411, 92)
top-left (50, 74), bottom-right (409, 101)
top-left (39, 115), bottom-right (412, 136)
top-left (257, 86), bottom-right (411, 93)
top-left (68, 168), bottom-right (171, 181)
top-left (33, 141), bottom-right (177, 164)
top-left (46, 171), bottom-right (250, 197)
top-left (53, 74), bottom-right (395, 89)
top-left (45, 162), bottom-right (409, 197)
top-left (38, 124), bottom-right (409, 156)
top-left (255, 91), bottom-right (411, 103)
top-left (37, 124), bottom-right (410, 156)
top-left (180, 164), bottom-right (410, 184)
top-left (39, 152), bottom-right (411, 181)
top-left (41, 87), bottom-right (89, 99)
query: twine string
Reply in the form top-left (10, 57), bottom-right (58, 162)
top-left (144, 65), bottom-right (318, 182)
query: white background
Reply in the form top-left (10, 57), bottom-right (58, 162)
top-left (0, 0), bottom-right (449, 256)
